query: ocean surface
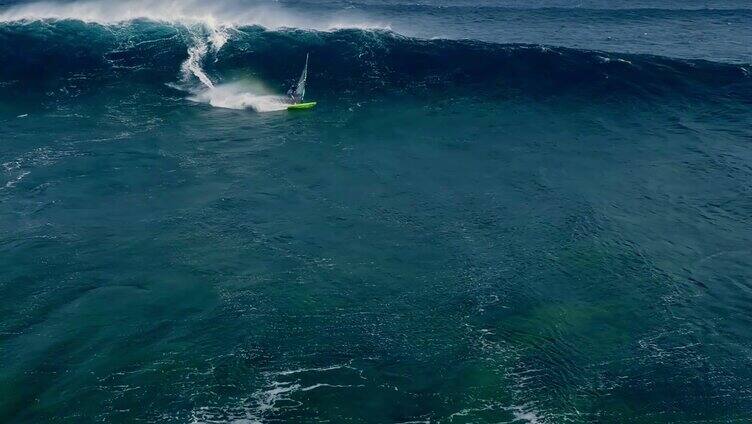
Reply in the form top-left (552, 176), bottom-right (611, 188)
top-left (1, 0), bottom-right (751, 422)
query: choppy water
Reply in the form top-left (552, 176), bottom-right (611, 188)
top-left (1, 0), bottom-right (751, 422)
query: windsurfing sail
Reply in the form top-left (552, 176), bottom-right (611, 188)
top-left (288, 53), bottom-right (308, 103)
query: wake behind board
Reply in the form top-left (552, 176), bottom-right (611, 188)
top-left (288, 102), bottom-right (317, 110)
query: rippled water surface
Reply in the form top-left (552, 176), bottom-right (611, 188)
top-left (1, 0), bottom-right (751, 422)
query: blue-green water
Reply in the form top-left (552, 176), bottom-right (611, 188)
top-left (1, 1), bottom-right (752, 422)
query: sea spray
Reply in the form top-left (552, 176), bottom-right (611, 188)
top-left (0, 0), bottom-right (386, 31)
top-left (181, 35), bottom-right (215, 89)
top-left (177, 26), bottom-right (289, 112)
top-left (189, 82), bottom-right (289, 112)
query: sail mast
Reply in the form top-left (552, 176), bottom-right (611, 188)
top-left (287, 53), bottom-right (309, 103)
top-left (296, 53), bottom-right (309, 101)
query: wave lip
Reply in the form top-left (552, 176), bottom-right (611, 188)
top-left (0, 0), bottom-right (390, 31)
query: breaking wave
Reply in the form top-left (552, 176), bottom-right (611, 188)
top-left (0, 0), bottom-right (750, 111)
top-left (0, 0), bottom-right (387, 30)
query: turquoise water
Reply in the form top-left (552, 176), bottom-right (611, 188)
top-left (1, 1), bottom-right (752, 422)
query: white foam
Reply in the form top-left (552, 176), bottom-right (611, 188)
top-left (0, 0), bottom-right (388, 31)
top-left (182, 37), bottom-right (215, 89)
top-left (511, 408), bottom-right (544, 424)
top-left (188, 82), bottom-right (289, 112)
top-left (3, 170), bottom-right (29, 189)
top-left (275, 364), bottom-right (353, 376)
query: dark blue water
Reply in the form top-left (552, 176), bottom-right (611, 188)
top-left (1, 1), bottom-right (751, 422)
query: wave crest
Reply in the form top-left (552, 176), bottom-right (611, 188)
top-left (0, 12), bottom-right (749, 108)
top-left (0, 0), bottom-right (388, 31)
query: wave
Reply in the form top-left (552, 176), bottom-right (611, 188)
top-left (0, 0), bottom-right (387, 111)
top-left (0, 0), bottom-right (388, 30)
top-left (306, 1), bottom-right (752, 14)
top-left (0, 3), bottom-right (750, 110)
top-left (304, 0), bottom-right (752, 10)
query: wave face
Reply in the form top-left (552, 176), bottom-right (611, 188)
top-left (0, 17), bottom-right (750, 110)
top-left (7, 0), bottom-right (751, 64)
